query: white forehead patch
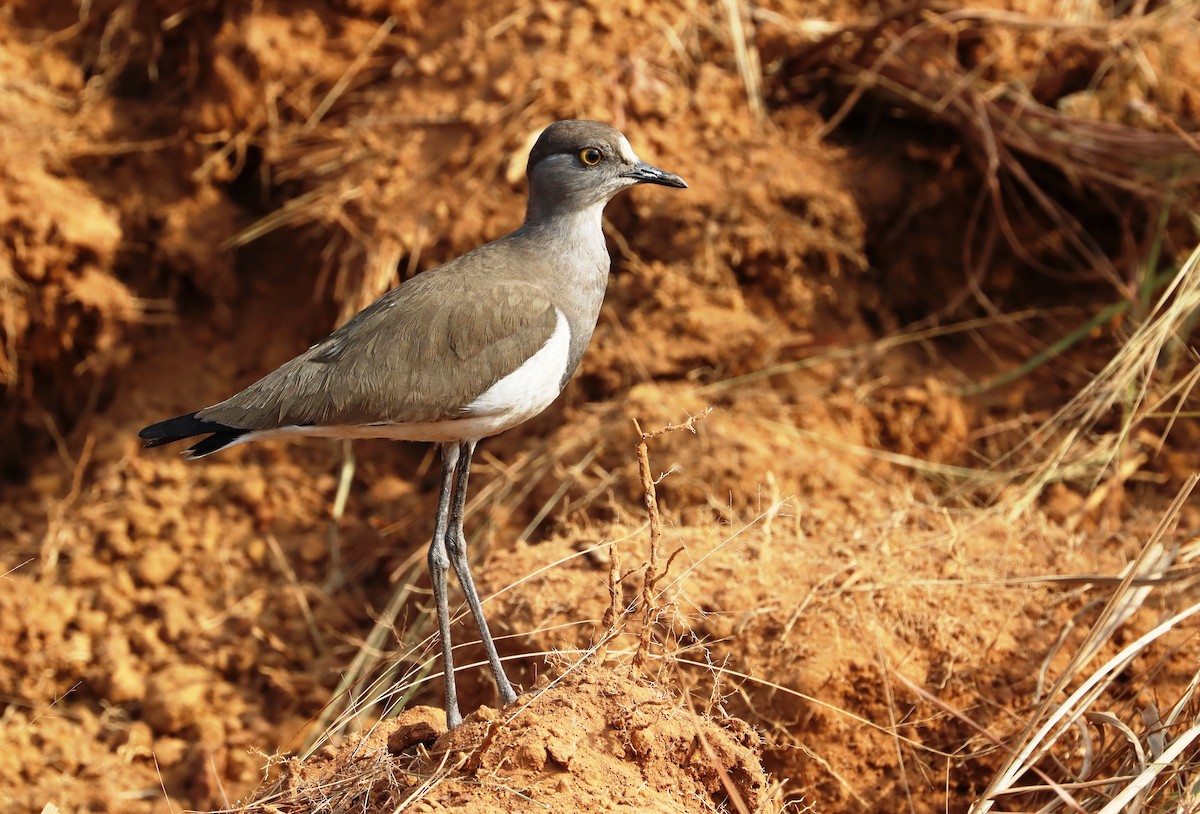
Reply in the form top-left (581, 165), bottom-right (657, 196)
top-left (615, 133), bottom-right (640, 164)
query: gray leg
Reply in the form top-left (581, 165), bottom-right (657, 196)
top-left (323, 439), bottom-right (355, 593)
top-left (428, 443), bottom-right (463, 729)
top-left (446, 440), bottom-right (519, 706)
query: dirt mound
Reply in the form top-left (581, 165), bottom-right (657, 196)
top-left (479, 461), bottom-right (1200, 812)
top-left (245, 665), bottom-right (774, 813)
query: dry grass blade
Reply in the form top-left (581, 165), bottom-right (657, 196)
top-left (749, 414), bottom-right (995, 486)
top-left (721, 0), bottom-right (765, 130)
top-left (301, 551), bottom-right (428, 757)
top-left (668, 656), bottom-right (954, 758)
top-left (997, 243), bottom-right (1200, 516)
top-left (977, 601), bottom-right (1200, 811)
top-left (795, 4), bottom-right (1200, 281)
top-left (302, 16), bottom-right (397, 135)
top-left (1096, 718), bottom-right (1200, 814)
top-left (697, 307), bottom-right (1083, 396)
top-left (973, 474), bottom-right (1200, 813)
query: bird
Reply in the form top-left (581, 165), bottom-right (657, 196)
top-left (138, 120), bottom-right (687, 728)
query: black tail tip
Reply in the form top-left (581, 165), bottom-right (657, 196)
top-left (139, 412), bottom-right (246, 456)
top-left (139, 412), bottom-right (205, 442)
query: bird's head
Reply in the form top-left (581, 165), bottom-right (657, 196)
top-left (524, 120), bottom-right (686, 220)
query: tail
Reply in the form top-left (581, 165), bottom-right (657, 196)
top-left (139, 412), bottom-right (250, 459)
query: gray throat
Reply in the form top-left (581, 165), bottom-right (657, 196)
top-left (515, 201), bottom-right (611, 381)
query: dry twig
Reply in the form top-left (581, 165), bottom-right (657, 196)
top-left (632, 410), bottom-right (710, 667)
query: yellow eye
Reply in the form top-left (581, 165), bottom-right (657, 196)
top-left (579, 147), bottom-right (602, 166)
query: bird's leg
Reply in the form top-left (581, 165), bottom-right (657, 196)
top-left (322, 438), bottom-right (356, 593)
top-left (445, 439), bottom-right (519, 707)
top-left (429, 442), bottom-right (463, 729)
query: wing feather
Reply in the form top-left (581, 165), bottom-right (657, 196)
top-left (198, 269), bottom-right (559, 430)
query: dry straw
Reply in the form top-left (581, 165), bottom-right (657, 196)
top-left (973, 476), bottom-right (1200, 813)
top-left (795, 3), bottom-right (1200, 282)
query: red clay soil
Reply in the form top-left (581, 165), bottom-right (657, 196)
top-left (2, 1), bottom-right (1200, 813)
top-left (246, 666), bottom-right (774, 813)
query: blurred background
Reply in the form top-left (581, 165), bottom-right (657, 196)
top-left (2, 0), bottom-right (1199, 811)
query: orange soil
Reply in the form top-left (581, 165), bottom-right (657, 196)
top-left (2, 1), bottom-right (1199, 812)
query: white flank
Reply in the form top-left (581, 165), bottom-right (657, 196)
top-left (464, 306), bottom-right (571, 421)
top-left (192, 308), bottom-right (573, 455)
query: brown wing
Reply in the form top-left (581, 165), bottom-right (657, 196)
top-left (197, 266), bottom-right (558, 430)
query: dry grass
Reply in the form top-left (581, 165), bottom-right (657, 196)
top-left (794, 2), bottom-right (1200, 288)
top-left (995, 242), bottom-right (1200, 517)
top-left (301, 413), bottom-right (711, 739)
top-left (696, 233), bottom-right (1200, 512)
top-left (231, 417), bottom-right (786, 814)
top-left (973, 476), bottom-right (1200, 813)
top-left (300, 429), bottom-right (626, 753)
top-left (774, 2), bottom-right (1200, 514)
top-left (233, 392), bottom-right (1200, 813)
